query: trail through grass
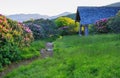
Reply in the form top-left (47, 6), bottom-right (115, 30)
top-left (4, 34), bottom-right (120, 78)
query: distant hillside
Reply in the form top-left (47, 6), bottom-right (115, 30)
top-left (7, 14), bottom-right (50, 22)
top-left (51, 13), bottom-right (75, 21)
top-left (7, 12), bottom-right (72, 22)
top-left (106, 2), bottom-right (120, 7)
top-left (65, 13), bottom-right (76, 20)
top-left (49, 12), bottom-right (71, 19)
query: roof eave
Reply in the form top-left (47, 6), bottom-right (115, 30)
top-left (75, 9), bottom-right (81, 22)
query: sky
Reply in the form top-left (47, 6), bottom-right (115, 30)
top-left (0, 0), bottom-right (120, 16)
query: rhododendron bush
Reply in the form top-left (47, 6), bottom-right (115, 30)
top-left (94, 18), bottom-right (109, 33)
top-left (0, 14), bottom-right (33, 69)
top-left (24, 19), bottom-right (58, 40)
top-left (93, 11), bottom-right (120, 34)
top-left (17, 23), bottom-right (34, 46)
top-left (25, 23), bottom-right (45, 40)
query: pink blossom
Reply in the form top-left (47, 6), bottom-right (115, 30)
top-left (101, 18), bottom-right (108, 22)
top-left (24, 26), bottom-right (32, 33)
top-left (0, 20), bottom-right (2, 23)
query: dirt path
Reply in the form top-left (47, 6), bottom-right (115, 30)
top-left (0, 56), bottom-right (42, 78)
top-left (0, 42), bottom-right (54, 78)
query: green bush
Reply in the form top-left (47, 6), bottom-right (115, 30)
top-left (24, 19), bottom-right (58, 40)
top-left (55, 17), bottom-right (79, 35)
top-left (24, 23), bottom-right (45, 40)
top-left (88, 24), bottom-right (96, 34)
top-left (107, 13), bottom-right (120, 33)
top-left (0, 42), bottom-right (21, 65)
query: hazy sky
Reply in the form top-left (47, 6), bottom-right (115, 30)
top-left (0, 0), bottom-right (120, 16)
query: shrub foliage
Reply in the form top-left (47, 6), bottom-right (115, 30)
top-left (93, 10), bottom-right (120, 34)
top-left (94, 18), bottom-right (109, 33)
top-left (55, 17), bottom-right (79, 35)
top-left (24, 19), bottom-right (58, 40)
top-left (107, 11), bottom-right (120, 33)
top-left (0, 14), bottom-right (33, 69)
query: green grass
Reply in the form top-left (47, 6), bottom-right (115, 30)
top-left (0, 40), bottom-right (46, 72)
top-left (4, 34), bottom-right (120, 78)
top-left (20, 40), bottom-right (46, 59)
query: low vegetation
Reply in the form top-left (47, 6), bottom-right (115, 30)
top-left (20, 40), bottom-right (46, 59)
top-left (4, 34), bottom-right (120, 78)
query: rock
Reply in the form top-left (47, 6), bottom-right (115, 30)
top-left (40, 42), bottom-right (54, 58)
top-left (46, 42), bottom-right (53, 50)
top-left (40, 49), bottom-right (47, 58)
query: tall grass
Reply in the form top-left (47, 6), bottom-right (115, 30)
top-left (4, 34), bottom-right (120, 78)
top-left (20, 40), bottom-right (46, 59)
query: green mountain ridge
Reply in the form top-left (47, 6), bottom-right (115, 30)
top-left (106, 2), bottom-right (120, 7)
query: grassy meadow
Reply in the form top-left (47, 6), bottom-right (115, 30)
top-left (4, 34), bottom-right (120, 78)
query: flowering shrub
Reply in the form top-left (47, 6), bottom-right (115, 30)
top-left (0, 14), bottom-right (19, 68)
top-left (18, 23), bottom-right (34, 46)
top-left (24, 19), bottom-right (58, 40)
top-left (23, 26), bottom-right (32, 33)
top-left (94, 18), bottom-right (109, 33)
top-left (25, 23), bottom-right (45, 40)
top-left (0, 14), bottom-right (34, 69)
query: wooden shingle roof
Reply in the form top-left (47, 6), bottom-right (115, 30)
top-left (76, 7), bottom-right (120, 24)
